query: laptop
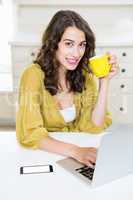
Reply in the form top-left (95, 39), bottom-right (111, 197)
top-left (56, 129), bottom-right (133, 187)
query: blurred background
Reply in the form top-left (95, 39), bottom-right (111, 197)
top-left (0, 0), bottom-right (133, 130)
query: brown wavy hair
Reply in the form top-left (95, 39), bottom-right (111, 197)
top-left (34, 10), bottom-right (95, 95)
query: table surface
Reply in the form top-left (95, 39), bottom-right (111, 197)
top-left (0, 123), bottom-right (133, 200)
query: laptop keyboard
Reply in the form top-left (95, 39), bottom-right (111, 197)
top-left (75, 165), bottom-right (95, 180)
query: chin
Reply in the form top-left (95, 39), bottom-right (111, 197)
top-left (66, 65), bottom-right (78, 71)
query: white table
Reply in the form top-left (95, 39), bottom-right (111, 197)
top-left (0, 124), bottom-right (133, 200)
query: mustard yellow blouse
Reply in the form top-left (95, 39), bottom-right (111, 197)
top-left (16, 63), bottom-right (112, 149)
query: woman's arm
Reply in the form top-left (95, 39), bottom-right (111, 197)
top-left (38, 136), bottom-right (78, 157)
top-left (91, 53), bottom-right (119, 126)
top-left (38, 136), bottom-right (97, 167)
top-left (91, 78), bottom-right (109, 126)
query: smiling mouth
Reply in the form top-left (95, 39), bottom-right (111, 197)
top-left (66, 58), bottom-right (79, 65)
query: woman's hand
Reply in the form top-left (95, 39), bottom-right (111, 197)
top-left (71, 146), bottom-right (97, 167)
top-left (100, 52), bottom-right (119, 81)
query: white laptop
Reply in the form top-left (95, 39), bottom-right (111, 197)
top-left (56, 128), bottom-right (133, 187)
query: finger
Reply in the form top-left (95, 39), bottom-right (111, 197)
top-left (106, 52), bottom-right (117, 60)
top-left (88, 153), bottom-right (97, 161)
top-left (87, 154), bottom-right (97, 164)
top-left (90, 150), bottom-right (97, 157)
top-left (85, 160), bottom-right (94, 168)
top-left (109, 55), bottom-right (117, 62)
top-left (89, 147), bottom-right (97, 153)
top-left (110, 64), bottom-right (119, 70)
top-left (89, 149), bottom-right (98, 157)
top-left (107, 52), bottom-right (117, 59)
top-left (110, 66), bottom-right (119, 73)
top-left (110, 67), bottom-right (117, 72)
top-left (108, 58), bottom-right (118, 66)
top-left (89, 161), bottom-right (96, 168)
top-left (87, 153), bottom-right (97, 161)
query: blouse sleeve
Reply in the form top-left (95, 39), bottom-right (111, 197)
top-left (16, 66), bottom-right (48, 149)
top-left (74, 73), bottom-right (112, 133)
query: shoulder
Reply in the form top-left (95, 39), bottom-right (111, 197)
top-left (19, 63), bottom-right (45, 90)
top-left (21, 63), bottom-right (45, 80)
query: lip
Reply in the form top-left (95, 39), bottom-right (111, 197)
top-left (66, 58), bottom-right (79, 65)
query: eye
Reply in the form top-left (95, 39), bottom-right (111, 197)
top-left (65, 42), bottom-right (73, 47)
top-left (79, 43), bottom-right (86, 48)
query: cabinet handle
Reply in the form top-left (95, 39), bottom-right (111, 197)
top-left (120, 107), bottom-right (124, 111)
top-left (31, 52), bottom-right (35, 57)
top-left (121, 68), bottom-right (126, 73)
top-left (120, 84), bottom-right (125, 88)
top-left (122, 52), bottom-right (126, 57)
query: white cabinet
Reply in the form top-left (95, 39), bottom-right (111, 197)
top-left (0, 92), bottom-right (16, 126)
top-left (10, 43), bottom-right (39, 91)
top-left (97, 45), bottom-right (133, 123)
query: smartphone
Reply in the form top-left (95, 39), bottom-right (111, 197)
top-left (20, 164), bottom-right (53, 175)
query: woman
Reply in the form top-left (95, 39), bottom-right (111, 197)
top-left (16, 10), bottom-right (119, 167)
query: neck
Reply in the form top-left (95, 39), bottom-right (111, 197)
top-left (58, 66), bottom-right (67, 80)
top-left (58, 67), bottom-right (68, 92)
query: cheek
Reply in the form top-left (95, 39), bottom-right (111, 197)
top-left (56, 48), bottom-right (67, 63)
top-left (58, 45), bottom-right (67, 55)
top-left (80, 49), bottom-right (85, 58)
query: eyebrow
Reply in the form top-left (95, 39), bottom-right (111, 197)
top-left (63, 39), bottom-right (86, 43)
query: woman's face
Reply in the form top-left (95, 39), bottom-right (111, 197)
top-left (56, 26), bottom-right (86, 72)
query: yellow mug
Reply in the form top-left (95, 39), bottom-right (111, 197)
top-left (89, 54), bottom-right (111, 78)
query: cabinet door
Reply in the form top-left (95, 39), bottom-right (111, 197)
top-left (117, 64), bottom-right (133, 79)
top-left (109, 94), bottom-right (133, 123)
top-left (109, 78), bottom-right (133, 94)
top-left (100, 47), bottom-right (133, 64)
top-left (13, 62), bottom-right (29, 78)
top-left (98, 46), bottom-right (133, 123)
top-left (11, 45), bottom-right (40, 91)
top-left (13, 76), bottom-right (20, 92)
top-left (11, 46), bottom-right (39, 63)
top-left (0, 92), bottom-right (16, 125)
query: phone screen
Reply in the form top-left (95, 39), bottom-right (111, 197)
top-left (20, 164), bottom-right (53, 174)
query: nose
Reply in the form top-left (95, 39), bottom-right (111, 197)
top-left (72, 47), bottom-right (80, 58)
